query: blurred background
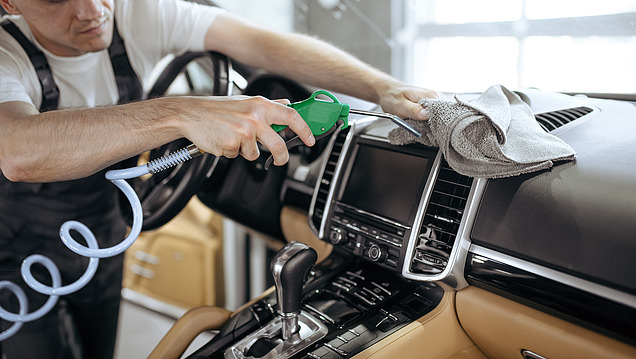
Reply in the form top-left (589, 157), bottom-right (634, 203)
top-left (216, 0), bottom-right (636, 95)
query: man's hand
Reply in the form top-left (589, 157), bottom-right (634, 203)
top-left (178, 96), bottom-right (315, 166)
top-left (377, 83), bottom-right (446, 122)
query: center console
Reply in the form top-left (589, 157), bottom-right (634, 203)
top-left (186, 116), bottom-right (479, 358)
top-left (309, 118), bottom-right (477, 285)
top-left (187, 246), bottom-right (443, 359)
top-left (325, 137), bottom-right (436, 271)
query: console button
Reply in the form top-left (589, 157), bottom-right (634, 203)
top-left (308, 346), bottom-right (343, 359)
top-left (371, 280), bottom-right (398, 296)
top-left (385, 257), bottom-right (398, 267)
top-left (339, 326), bottom-right (377, 353)
top-left (339, 331), bottom-right (357, 342)
top-left (327, 337), bottom-right (346, 348)
top-left (330, 227), bottom-right (345, 245)
top-left (353, 289), bottom-right (380, 306)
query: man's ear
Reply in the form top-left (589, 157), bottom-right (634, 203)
top-left (0, 0), bottom-right (22, 15)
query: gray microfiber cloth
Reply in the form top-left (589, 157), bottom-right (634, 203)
top-left (388, 84), bottom-right (576, 178)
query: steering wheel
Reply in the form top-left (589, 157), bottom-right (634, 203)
top-left (120, 51), bottom-right (230, 231)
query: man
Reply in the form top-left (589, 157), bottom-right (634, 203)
top-left (0, 0), bottom-right (442, 357)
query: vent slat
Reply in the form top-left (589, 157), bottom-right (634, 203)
top-left (411, 161), bottom-right (473, 275)
top-left (534, 106), bottom-right (593, 132)
top-left (311, 128), bottom-right (350, 231)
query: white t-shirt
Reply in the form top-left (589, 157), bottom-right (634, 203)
top-left (0, 0), bottom-right (224, 109)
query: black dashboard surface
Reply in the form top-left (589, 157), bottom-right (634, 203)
top-left (470, 97), bottom-right (636, 295)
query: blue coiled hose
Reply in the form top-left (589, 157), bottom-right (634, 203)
top-left (0, 144), bottom-right (201, 341)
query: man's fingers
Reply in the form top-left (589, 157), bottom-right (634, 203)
top-left (239, 141), bottom-right (260, 161)
top-left (258, 129), bottom-right (289, 166)
top-left (398, 88), bottom-right (446, 121)
top-left (272, 98), bottom-right (291, 105)
top-left (278, 105), bottom-right (315, 147)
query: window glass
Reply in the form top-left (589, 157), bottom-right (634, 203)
top-left (526, 0), bottom-right (636, 19)
top-left (414, 37), bottom-right (519, 93)
top-left (413, 0), bottom-right (521, 23)
top-left (409, 0), bottom-right (636, 93)
top-left (522, 36), bottom-right (636, 93)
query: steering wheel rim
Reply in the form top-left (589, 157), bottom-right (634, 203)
top-left (120, 51), bottom-right (230, 231)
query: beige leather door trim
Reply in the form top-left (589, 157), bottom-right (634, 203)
top-left (456, 286), bottom-right (636, 359)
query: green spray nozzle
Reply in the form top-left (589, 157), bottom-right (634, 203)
top-left (271, 90), bottom-right (350, 135)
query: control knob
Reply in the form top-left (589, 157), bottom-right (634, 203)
top-left (330, 227), bottom-right (345, 245)
top-left (368, 243), bottom-right (387, 262)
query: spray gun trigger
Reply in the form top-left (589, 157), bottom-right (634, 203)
top-left (266, 90), bottom-right (350, 170)
top-left (265, 119), bottom-right (344, 170)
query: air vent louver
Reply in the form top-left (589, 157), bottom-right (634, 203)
top-left (535, 106), bottom-right (592, 132)
top-left (311, 128), bottom-right (350, 232)
top-left (411, 161), bottom-right (473, 275)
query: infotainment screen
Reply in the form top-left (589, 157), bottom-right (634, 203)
top-left (339, 144), bottom-right (431, 224)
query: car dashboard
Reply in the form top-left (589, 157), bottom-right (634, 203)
top-left (298, 89), bottom-right (636, 348)
top-left (182, 85), bottom-right (636, 358)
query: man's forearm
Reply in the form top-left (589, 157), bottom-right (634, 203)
top-left (205, 14), bottom-right (441, 123)
top-left (0, 94), bottom-right (315, 183)
top-left (206, 14), bottom-right (398, 104)
top-left (252, 32), bottom-right (398, 104)
top-left (0, 98), bottom-right (183, 183)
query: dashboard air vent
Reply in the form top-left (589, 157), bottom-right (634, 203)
top-left (311, 128), bottom-right (350, 232)
top-left (534, 106), bottom-right (593, 132)
top-left (410, 161), bottom-right (473, 275)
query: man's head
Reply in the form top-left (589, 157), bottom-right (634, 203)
top-left (0, 0), bottom-right (114, 57)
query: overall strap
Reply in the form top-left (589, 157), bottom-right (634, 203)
top-left (1, 19), bottom-right (143, 110)
top-left (108, 20), bottom-right (143, 104)
top-left (1, 20), bottom-right (58, 112)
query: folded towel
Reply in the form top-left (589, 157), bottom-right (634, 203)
top-left (388, 84), bottom-right (576, 178)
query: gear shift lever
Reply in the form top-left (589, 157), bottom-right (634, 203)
top-left (270, 242), bottom-right (317, 341)
top-left (224, 242), bottom-right (326, 359)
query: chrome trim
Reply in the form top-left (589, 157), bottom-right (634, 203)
top-left (521, 349), bottom-right (549, 359)
top-left (225, 311), bottom-right (328, 359)
top-left (338, 221), bottom-right (403, 248)
top-left (441, 177), bottom-right (487, 288)
top-left (401, 151), bottom-right (443, 281)
top-left (359, 134), bottom-right (390, 142)
top-left (470, 245), bottom-right (636, 310)
top-left (308, 123), bottom-right (356, 239)
top-left (402, 164), bottom-right (486, 287)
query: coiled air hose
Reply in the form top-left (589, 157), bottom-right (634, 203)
top-left (0, 144), bottom-right (202, 341)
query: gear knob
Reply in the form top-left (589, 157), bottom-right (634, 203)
top-left (270, 242), bottom-right (317, 340)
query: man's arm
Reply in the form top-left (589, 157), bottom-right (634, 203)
top-left (204, 13), bottom-right (444, 122)
top-left (0, 96), bottom-right (314, 183)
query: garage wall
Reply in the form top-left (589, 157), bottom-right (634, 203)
top-left (293, 0), bottom-right (408, 81)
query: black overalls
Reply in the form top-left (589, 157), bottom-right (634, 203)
top-left (0, 20), bottom-right (142, 359)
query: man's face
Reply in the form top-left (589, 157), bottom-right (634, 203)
top-left (2, 0), bottom-right (115, 57)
